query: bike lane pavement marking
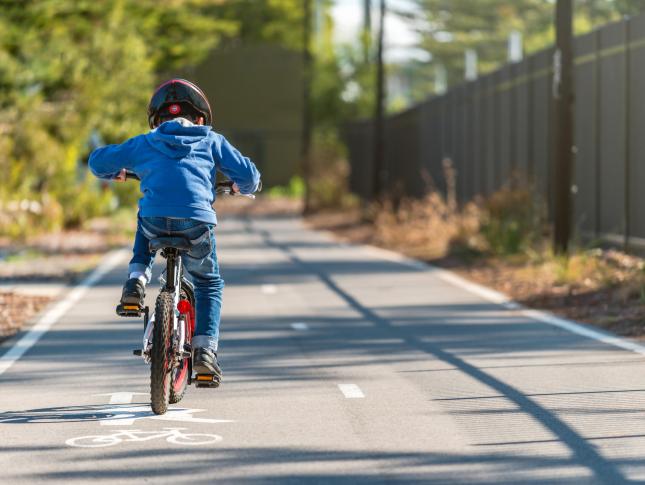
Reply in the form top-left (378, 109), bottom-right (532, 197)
top-left (61, 393), bottom-right (235, 447)
top-left (261, 284), bottom-right (278, 294)
top-left (96, 392), bottom-right (148, 405)
top-left (99, 405), bottom-right (235, 426)
top-left (0, 248), bottom-right (129, 377)
top-left (66, 428), bottom-right (223, 448)
top-left (94, 393), bottom-right (235, 427)
top-left (338, 384), bottom-right (365, 399)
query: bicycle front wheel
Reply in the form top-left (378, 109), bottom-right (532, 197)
top-left (150, 291), bottom-right (174, 415)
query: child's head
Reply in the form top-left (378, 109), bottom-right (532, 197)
top-left (147, 79), bottom-right (212, 129)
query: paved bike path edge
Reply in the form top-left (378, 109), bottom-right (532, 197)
top-left (0, 247), bottom-right (129, 375)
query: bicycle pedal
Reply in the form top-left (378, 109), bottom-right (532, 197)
top-left (195, 374), bottom-right (220, 388)
top-left (116, 304), bottom-right (144, 317)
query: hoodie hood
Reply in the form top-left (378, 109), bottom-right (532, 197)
top-left (146, 118), bottom-right (212, 158)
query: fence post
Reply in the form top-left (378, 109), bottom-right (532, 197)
top-left (510, 63), bottom-right (517, 186)
top-left (527, 56), bottom-right (535, 185)
top-left (302, 0), bottom-right (313, 214)
top-left (624, 19), bottom-right (632, 249)
top-left (372, 0), bottom-right (386, 199)
top-left (493, 74), bottom-right (501, 191)
top-left (552, 0), bottom-right (574, 254)
top-left (594, 29), bottom-right (602, 239)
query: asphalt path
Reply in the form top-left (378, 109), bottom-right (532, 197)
top-left (2, 215), bottom-right (645, 484)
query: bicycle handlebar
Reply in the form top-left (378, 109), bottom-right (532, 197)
top-left (122, 171), bottom-right (256, 199)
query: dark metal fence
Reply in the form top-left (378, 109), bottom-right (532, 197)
top-left (344, 14), bottom-right (645, 247)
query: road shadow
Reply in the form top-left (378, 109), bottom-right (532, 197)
top-left (0, 403), bottom-right (153, 424)
top-left (16, 444), bottom-right (632, 484)
top-left (251, 219), bottom-right (636, 485)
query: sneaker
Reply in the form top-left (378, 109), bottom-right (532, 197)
top-left (193, 347), bottom-right (222, 382)
top-left (120, 277), bottom-right (145, 308)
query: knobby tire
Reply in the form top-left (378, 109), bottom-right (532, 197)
top-left (150, 291), bottom-right (174, 415)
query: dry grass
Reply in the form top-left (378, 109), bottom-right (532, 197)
top-left (367, 194), bottom-right (484, 261)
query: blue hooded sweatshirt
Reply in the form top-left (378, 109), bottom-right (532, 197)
top-left (88, 119), bottom-right (261, 225)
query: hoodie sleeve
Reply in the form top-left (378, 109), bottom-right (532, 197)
top-left (88, 135), bottom-right (144, 180)
top-left (211, 134), bottom-right (261, 194)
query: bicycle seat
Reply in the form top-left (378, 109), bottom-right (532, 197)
top-left (149, 237), bottom-right (192, 252)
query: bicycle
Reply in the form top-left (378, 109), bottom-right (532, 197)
top-left (116, 171), bottom-right (253, 415)
top-left (66, 427), bottom-right (222, 448)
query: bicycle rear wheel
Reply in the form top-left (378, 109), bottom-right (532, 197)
top-left (150, 291), bottom-right (173, 415)
top-left (170, 287), bottom-right (193, 404)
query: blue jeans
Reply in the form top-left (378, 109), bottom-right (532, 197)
top-left (129, 215), bottom-right (224, 352)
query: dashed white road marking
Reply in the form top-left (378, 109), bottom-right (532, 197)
top-left (0, 249), bottom-right (128, 377)
top-left (291, 322), bottom-right (309, 331)
top-left (95, 392), bottom-right (146, 405)
top-left (338, 384), bottom-right (365, 399)
top-left (261, 284), bottom-right (278, 295)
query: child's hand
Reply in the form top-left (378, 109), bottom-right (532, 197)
top-left (114, 169), bottom-right (127, 182)
top-left (231, 183), bottom-right (240, 194)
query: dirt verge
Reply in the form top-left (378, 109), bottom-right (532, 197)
top-left (0, 217), bottom-right (132, 343)
top-left (0, 292), bottom-right (53, 341)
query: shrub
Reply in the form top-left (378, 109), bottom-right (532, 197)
top-left (308, 131), bottom-right (358, 211)
top-left (480, 187), bottom-right (544, 256)
top-left (267, 176), bottom-right (306, 198)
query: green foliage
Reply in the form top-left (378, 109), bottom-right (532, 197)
top-left (268, 177), bottom-right (306, 198)
top-left (0, 0), bottom-right (354, 237)
top-left (0, 0), bottom-right (233, 236)
top-left (211, 0), bottom-right (304, 49)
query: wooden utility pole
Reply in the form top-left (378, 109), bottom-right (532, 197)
top-left (552, 0), bottom-right (574, 253)
top-left (302, 0), bottom-right (313, 213)
top-left (372, 0), bottom-right (386, 200)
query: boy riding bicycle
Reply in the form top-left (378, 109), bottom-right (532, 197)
top-left (88, 79), bottom-right (261, 383)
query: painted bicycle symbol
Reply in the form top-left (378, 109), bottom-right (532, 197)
top-left (65, 427), bottom-right (222, 448)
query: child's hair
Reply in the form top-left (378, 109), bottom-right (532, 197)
top-left (158, 102), bottom-right (203, 125)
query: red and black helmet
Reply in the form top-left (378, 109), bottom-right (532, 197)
top-left (147, 78), bottom-right (212, 128)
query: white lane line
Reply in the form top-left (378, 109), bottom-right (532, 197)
top-left (101, 417), bottom-right (137, 426)
top-left (95, 392), bottom-right (146, 405)
top-left (338, 383), bottom-right (365, 399)
top-left (291, 322), bottom-right (309, 331)
top-left (0, 248), bottom-right (128, 377)
top-left (261, 284), bottom-right (278, 295)
top-left (363, 244), bottom-right (645, 357)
